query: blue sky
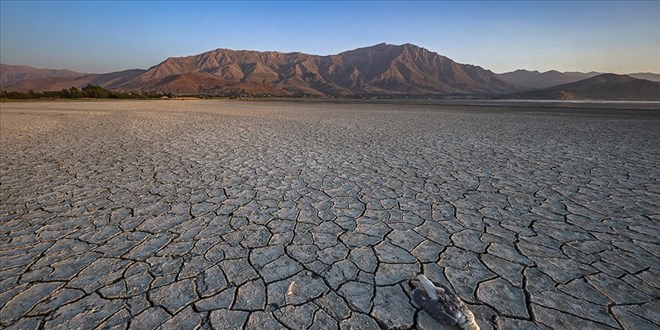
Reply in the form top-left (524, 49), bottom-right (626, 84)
top-left (1, 1), bottom-right (658, 74)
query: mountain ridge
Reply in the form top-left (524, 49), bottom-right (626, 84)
top-left (497, 69), bottom-right (660, 90)
top-left (505, 73), bottom-right (660, 101)
top-left (2, 44), bottom-right (659, 100)
top-left (1, 44), bottom-right (523, 96)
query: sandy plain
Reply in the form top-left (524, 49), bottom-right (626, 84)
top-left (1, 100), bottom-right (659, 329)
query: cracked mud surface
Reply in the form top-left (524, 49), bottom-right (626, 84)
top-left (1, 100), bottom-right (659, 329)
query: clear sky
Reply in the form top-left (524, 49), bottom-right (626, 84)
top-left (1, 1), bottom-right (658, 74)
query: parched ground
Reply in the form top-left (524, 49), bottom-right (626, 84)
top-left (1, 100), bottom-right (658, 329)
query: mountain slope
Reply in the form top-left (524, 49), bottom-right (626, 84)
top-left (3, 44), bottom-right (522, 96)
top-left (117, 43), bottom-right (523, 96)
top-left (506, 74), bottom-right (660, 101)
top-left (1, 69), bottom-right (146, 92)
top-left (1, 64), bottom-right (85, 88)
top-left (497, 69), bottom-right (601, 90)
top-left (5, 45), bottom-right (657, 99)
top-left (629, 72), bottom-right (660, 82)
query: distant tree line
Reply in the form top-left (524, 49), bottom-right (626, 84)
top-left (0, 85), bottom-right (170, 100)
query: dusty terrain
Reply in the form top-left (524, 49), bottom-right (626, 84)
top-left (1, 100), bottom-right (658, 329)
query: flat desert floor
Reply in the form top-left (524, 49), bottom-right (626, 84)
top-left (1, 100), bottom-right (659, 329)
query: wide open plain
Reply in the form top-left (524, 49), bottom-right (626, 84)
top-left (1, 100), bottom-right (659, 329)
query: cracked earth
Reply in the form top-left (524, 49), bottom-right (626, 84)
top-left (1, 100), bottom-right (659, 329)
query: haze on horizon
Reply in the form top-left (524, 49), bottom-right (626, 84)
top-left (1, 1), bottom-right (658, 75)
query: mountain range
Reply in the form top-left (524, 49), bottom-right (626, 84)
top-left (497, 69), bottom-right (660, 90)
top-left (504, 73), bottom-right (660, 101)
top-left (2, 43), bottom-right (659, 100)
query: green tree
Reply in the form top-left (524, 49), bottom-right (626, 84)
top-left (69, 87), bottom-right (83, 98)
top-left (82, 85), bottom-right (110, 98)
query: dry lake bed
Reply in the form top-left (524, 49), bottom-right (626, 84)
top-left (1, 100), bottom-right (659, 329)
